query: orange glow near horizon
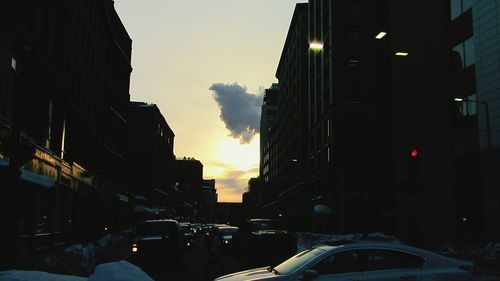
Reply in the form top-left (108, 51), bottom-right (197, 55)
top-left (202, 136), bottom-right (260, 202)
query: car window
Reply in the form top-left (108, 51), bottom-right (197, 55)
top-left (311, 250), bottom-right (365, 275)
top-left (365, 249), bottom-right (425, 271)
top-left (135, 221), bottom-right (177, 237)
top-left (274, 248), bottom-right (327, 275)
top-left (249, 220), bottom-right (284, 231)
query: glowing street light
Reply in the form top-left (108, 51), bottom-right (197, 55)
top-left (375, 31), bottom-right (387, 39)
top-left (395, 51), bottom-right (409, 57)
top-left (309, 41), bottom-right (325, 51)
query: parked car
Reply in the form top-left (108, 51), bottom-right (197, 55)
top-left (232, 218), bottom-right (297, 263)
top-left (130, 219), bottom-right (183, 270)
top-left (179, 222), bottom-right (194, 248)
top-left (217, 225), bottom-right (239, 251)
top-left (215, 240), bottom-right (480, 281)
top-left (190, 222), bottom-right (203, 235)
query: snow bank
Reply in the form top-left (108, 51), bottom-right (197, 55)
top-left (88, 261), bottom-right (154, 281)
top-left (0, 270), bottom-right (86, 281)
top-left (63, 243), bottom-right (96, 271)
top-left (0, 261), bottom-right (152, 281)
top-left (296, 231), bottom-right (401, 251)
top-left (43, 230), bottom-right (131, 275)
top-left (438, 242), bottom-right (500, 260)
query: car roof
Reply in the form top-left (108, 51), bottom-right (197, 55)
top-left (312, 240), bottom-right (449, 261)
top-left (248, 218), bottom-right (278, 222)
top-left (140, 219), bottom-right (178, 224)
top-left (218, 225), bottom-right (238, 229)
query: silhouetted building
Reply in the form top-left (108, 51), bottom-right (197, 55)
top-left (450, 0), bottom-right (500, 242)
top-left (242, 177), bottom-right (262, 218)
top-left (306, 0), bottom-right (458, 245)
top-left (256, 4), bottom-right (311, 229)
top-left (200, 179), bottom-right (217, 222)
top-left (260, 84), bottom-right (279, 185)
top-left (127, 101), bottom-right (176, 208)
top-left (174, 157), bottom-right (204, 216)
top-left (215, 202), bottom-right (243, 226)
top-left (0, 0), bottom-right (132, 258)
top-left (258, 0), bottom-right (500, 245)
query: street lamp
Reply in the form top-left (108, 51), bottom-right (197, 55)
top-left (309, 31), bottom-right (389, 51)
top-left (309, 31), bottom-right (409, 59)
top-left (454, 97), bottom-right (495, 196)
top-left (309, 41), bottom-right (325, 51)
top-left (454, 97), bottom-right (492, 152)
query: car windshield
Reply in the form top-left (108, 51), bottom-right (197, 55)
top-left (250, 220), bottom-right (284, 231)
top-left (273, 248), bottom-right (326, 275)
top-left (135, 221), bottom-right (177, 237)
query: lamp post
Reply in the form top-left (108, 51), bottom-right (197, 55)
top-left (454, 97), bottom-right (495, 195)
top-left (454, 97), bottom-right (492, 153)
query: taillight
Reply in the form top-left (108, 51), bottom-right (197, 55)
top-left (458, 265), bottom-right (480, 276)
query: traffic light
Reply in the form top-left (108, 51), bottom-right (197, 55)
top-left (409, 147), bottom-right (420, 179)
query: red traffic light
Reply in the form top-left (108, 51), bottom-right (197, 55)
top-left (410, 148), bottom-right (419, 158)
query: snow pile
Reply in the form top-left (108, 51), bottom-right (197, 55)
top-left (438, 242), bottom-right (500, 260)
top-left (62, 243), bottom-right (96, 274)
top-left (0, 261), bottom-right (153, 281)
top-left (43, 230), bottom-right (131, 275)
top-left (0, 270), bottom-right (86, 281)
top-left (88, 261), bottom-right (154, 281)
top-left (297, 231), bottom-right (401, 251)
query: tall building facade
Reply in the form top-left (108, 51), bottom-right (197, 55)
top-left (174, 157), bottom-right (204, 217)
top-left (257, 4), bottom-right (311, 228)
top-left (275, 3), bottom-right (310, 195)
top-left (0, 0), bottom-right (132, 259)
top-left (308, 0), bottom-right (397, 236)
top-left (450, 0), bottom-right (500, 241)
top-left (260, 83), bottom-right (279, 185)
top-left (127, 102), bottom-right (176, 207)
top-left (256, 0), bottom-right (500, 246)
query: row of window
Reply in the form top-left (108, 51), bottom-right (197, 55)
top-left (452, 36), bottom-right (476, 69)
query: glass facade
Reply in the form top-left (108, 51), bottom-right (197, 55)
top-left (452, 36), bottom-right (475, 68)
top-left (451, 0), bottom-right (474, 20)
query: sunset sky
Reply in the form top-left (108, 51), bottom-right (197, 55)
top-left (114, 1), bottom-right (305, 202)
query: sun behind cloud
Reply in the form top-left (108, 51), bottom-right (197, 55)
top-left (203, 136), bottom-right (260, 202)
top-left (217, 136), bottom-right (260, 171)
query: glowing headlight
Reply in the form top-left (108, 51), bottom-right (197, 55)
top-left (132, 243), bottom-right (138, 252)
top-left (223, 240), bottom-right (229, 244)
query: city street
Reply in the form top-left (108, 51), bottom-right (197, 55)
top-left (124, 234), bottom-right (268, 281)
top-left (106, 232), bottom-right (500, 281)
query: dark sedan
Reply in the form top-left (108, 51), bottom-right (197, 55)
top-left (130, 219), bottom-right (183, 270)
top-left (233, 218), bottom-right (297, 264)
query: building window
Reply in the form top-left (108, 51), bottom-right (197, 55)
top-left (452, 36), bottom-right (475, 69)
top-left (464, 37), bottom-right (475, 67)
top-left (327, 119), bottom-right (331, 137)
top-left (327, 146), bottom-right (331, 163)
top-left (451, 0), bottom-right (473, 20)
top-left (458, 94), bottom-right (478, 116)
